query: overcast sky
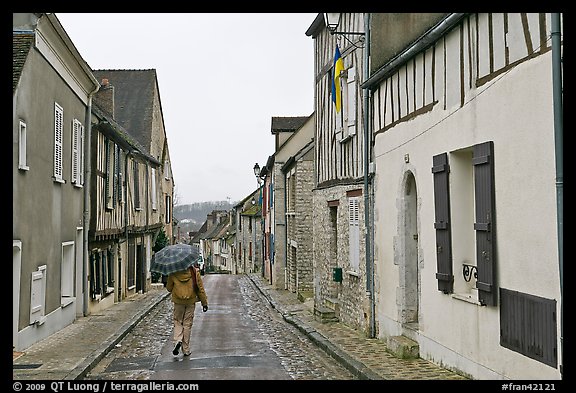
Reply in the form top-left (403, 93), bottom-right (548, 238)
top-left (56, 13), bottom-right (317, 206)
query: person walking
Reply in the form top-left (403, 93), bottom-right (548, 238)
top-left (166, 264), bottom-right (208, 356)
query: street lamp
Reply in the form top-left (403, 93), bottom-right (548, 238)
top-left (253, 163), bottom-right (262, 186)
top-left (324, 13), bottom-right (365, 36)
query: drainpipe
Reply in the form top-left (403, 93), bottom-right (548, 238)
top-left (551, 12), bottom-right (563, 376)
top-left (284, 171), bottom-right (289, 290)
top-left (83, 83), bottom-right (99, 316)
top-left (362, 13), bottom-right (375, 338)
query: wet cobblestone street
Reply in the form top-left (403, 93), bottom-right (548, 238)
top-left (85, 275), bottom-right (356, 380)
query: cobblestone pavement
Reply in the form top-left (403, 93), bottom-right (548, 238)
top-left (86, 275), bottom-right (355, 380)
top-left (248, 274), bottom-right (469, 381)
top-left (13, 273), bottom-right (470, 381)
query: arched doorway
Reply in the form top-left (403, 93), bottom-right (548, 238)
top-left (401, 171), bottom-right (419, 329)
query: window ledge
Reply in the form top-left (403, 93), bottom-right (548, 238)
top-left (18, 165), bottom-right (29, 171)
top-left (73, 183), bottom-right (83, 189)
top-left (452, 292), bottom-right (481, 305)
top-left (339, 134), bottom-right (352, 143)
top-left (346, 270), bottom-right (360, 277)
top-left (60, 297), bottom-right (75, 308)
top-left (53, 177), bottom-right (65, 184)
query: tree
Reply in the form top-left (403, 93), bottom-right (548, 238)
top-left (151, 228), bottom-right (169, 282)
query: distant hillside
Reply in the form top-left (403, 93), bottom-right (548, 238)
top-left (174, 201), bottom-right (236, 233)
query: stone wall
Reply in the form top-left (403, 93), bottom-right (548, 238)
top-left (312, 183), bottom-right (369, 333)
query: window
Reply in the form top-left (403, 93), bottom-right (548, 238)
top-left (165, 195), bottom-right (171, 224)
top-left (164, 159), bottom-right (171, 180)
top-left (61, 242), bottom-right (74, 302)
top-left (53, 103), bottom-right (64, 181)
top-left (71, 119), bottom-right (84, 186)
top-left (18, 120), bottom-right (29, 170)
top-left (133, 161), bottom-right (141, 210)
top-left (348, 196), bottom-right (360, 271)
top-left (106, 249), bottom-right (114, 290)
top-left (449, 149), bottom-right (476, 298)
top-left (287, 169), bottom-right (296, 213)
top-left (127, 242), bottom-right (136, 289)
top-left (89, 253), bottom-right (101, 299)
top-left (117, 149), bottom-right (123, 203)
top-left (105, 139), bottom-right (114, 209)
top-left (151, 168), bottom-right (157, 210)
top-left (432, 141), bottom-right (497, 306)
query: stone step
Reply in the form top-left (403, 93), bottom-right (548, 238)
top-left (387, 335), bottom-right (420, 359)
top-left (313, 306), bottom-right (339, 323)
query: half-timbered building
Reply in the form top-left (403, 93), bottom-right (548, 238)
top-left (305, 13), bottom-right (370, 332)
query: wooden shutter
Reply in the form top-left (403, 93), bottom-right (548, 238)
top-left (432, 153), bottom-right (453, 293)
top-left (348, 197), bottom-right (360, 271)
top-left (151, 167), bottom-right (157, 210)
top-left (105, 140), bottom-right (112, 208)
top-left (473, 141), bottom-right (497, 306)
top-left (113, 145), bottom-right (119, 208)
top-left (30, 267), bottom-right (46, 323)
top-left (346, 66), bottom-right (357, 136)
top-left (500, 288), bottom-right (557, 367)
top-left (117, 150), bottom-right (123, 203)
top-left (134, 161), bottom-right (140, 209)
top-left (71, 120), bottom-right (79, 184)
top-left (78, 123), bottom-right (84, 185)
top-left (54, 104), bottom-right (63, 180)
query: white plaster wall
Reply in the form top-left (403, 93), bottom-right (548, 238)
top-left (373, 51), bottom-right (561, 379)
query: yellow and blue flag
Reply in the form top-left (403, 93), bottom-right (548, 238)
top-left (332, 44), bottom-right (344, 113)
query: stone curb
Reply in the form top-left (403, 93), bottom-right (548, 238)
top-left (247, 275), bottom-right (382, 380)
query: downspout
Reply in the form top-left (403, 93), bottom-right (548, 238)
top-left (551, 13), bottom-right (563, 376)
top-left (284, 172), bottom-right (288, 290)
top-left (121, 151), bottom-right (132, 301)
top-left (83, 83), bottom-right (99, 316)
top-left (362, 13), bottom-right (375, 338)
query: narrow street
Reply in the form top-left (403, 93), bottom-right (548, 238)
top-left (84, 274), bottom-right (356, 380)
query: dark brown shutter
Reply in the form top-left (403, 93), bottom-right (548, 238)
top-left (473, 141), bottom-right (497, 306)
top-left (432, 153), bottom-right (453, 293)
top-left (500, 288), bottom-right (557, 367)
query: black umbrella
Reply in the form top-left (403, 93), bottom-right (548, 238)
top-left (150, 243), bottom-right (199, 276)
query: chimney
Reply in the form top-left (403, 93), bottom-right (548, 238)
top-left (94, 78), bottom-right (115, 118)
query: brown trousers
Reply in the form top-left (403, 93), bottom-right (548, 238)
top-left (172, 302), bottom-right (196, 354)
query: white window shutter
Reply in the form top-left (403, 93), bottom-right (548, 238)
top-left (19, 120), bottom-right (27, 169)
top-left (30, 265), bottom-right (47, 325)
top-left (71, 120), bottom-right (79, 184)
top-left (79, 123), bottom-right (84, 185)
top-left (151, 168), bottom-right (157, 210)
top-left (347, 66), bottom-right (357, 136)
top-left (54, 104), bottom-right (63, 180)
top-left (348, 197), bottom-right (360, 271)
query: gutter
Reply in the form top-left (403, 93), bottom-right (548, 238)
top-left (551, 13), bottom-right (563, 376)
top-left (83, 82), bottom-right (100, 316)
top-left (361, 13), bottom-right (467, 91)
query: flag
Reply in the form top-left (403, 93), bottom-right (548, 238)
top-left (332, 44), bottom-right (344, 113)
